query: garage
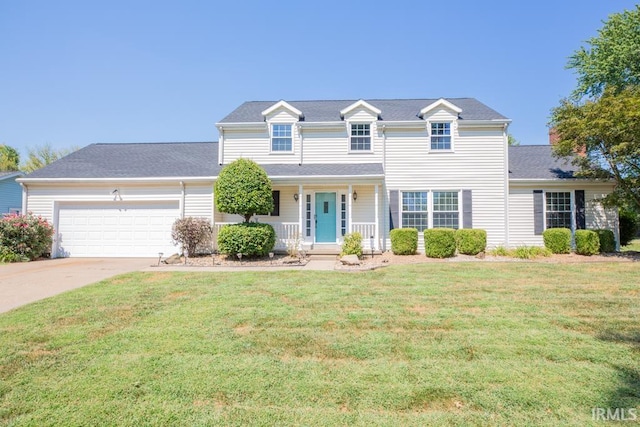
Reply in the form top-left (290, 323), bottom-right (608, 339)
top-left (56, 201), bottom-right (180, 257)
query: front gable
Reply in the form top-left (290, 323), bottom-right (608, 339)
top-left (261, 100), bottom-right (303, 123)
top-left (339, 100), bottom-right (381, 122)
top-left (418, 98), bottom-right (462, 121)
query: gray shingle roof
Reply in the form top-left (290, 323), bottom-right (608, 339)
top-left (24, 142), bottom-right (220, 179)
top-left (0, 171), bottom-right (22, 180)
top-left (219, 98), bottom-right (508, 123)
top-left (509, 145), bottom-right (579, 179)
top-left (22, 142), bottom-right (383, 179)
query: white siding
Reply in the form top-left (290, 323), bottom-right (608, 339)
top-left (508, 184), bottom-right (618, 248)
top-left (385, 126), bottom-right (508, 248)
top-left (184, 183), bottom-right (213, 219)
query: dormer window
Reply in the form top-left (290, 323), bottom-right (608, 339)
top-left (271, 124), bottom-right (293, 152)
top-left (350, 123), bottom-right (371, 151)
top-left (430, 122), bottom-right (452, 150)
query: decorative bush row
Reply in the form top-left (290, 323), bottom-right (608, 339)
top-left (593, 229), bottom-right (615, 253)
top-left (217, 222), bottom-right (276, 257)
top-left (543, 227), bottom-right (618, 254)
top-left (455, 229), bottom-right (487, 255)
top-left (0, 213), bottom-right (54, 262)
top-left (424, 228), bottom-right (457, 258)
top-left (341, 232), bottom-right (363, 257)
top-left (574, 230), bottom-right (600, 256)
top-left (390, 228), bottom-right (418, 255)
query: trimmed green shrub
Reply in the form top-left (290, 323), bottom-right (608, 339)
top-left (424, 228), bottom-right (456, 258)
top-left (455, 229), bottom-right (487, 255)
top-left (171, 217), bottom-right (213, 256)
top-left (217, 222), bottom-right (276, 257)
top-left (619, 209), bottom-right (638, 247)
top-left (542, 228), bottom-right (571, 254)
top-left (0, 213), bottom-right (54, 261)
top-left (341, 232), bottom-right (363, 257)
top-left (593, 229), bottom-right (616, 253)
top-left (390, 228), bottom-right (418, 255)
top-left (574, 230), bottom-right (600, 256)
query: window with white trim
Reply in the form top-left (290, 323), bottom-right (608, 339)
top-left (350, 123), bottom-right (371, 151)
top-left (430, 122), bottom-right (451, 150)
top-left (271, 124), bottom-right (293, 152)
top-left (432, 191), bottom-right (459, 229)
top-left (401, 191), bottom-right (428, 231)
top-left (546, 191), bottom-right (571, 229)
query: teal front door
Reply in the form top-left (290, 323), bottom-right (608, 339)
top-left (315, 192), bottom-right (336, 243)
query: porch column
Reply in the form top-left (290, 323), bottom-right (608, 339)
top-left (374, 184), bottom-right (379, 250)
top-left (298, 184), bottom-right (304, 241)
top-left (348, 184), bottom-right (353, 233)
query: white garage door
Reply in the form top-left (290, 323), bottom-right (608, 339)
top-left (57, 201), bottom-right (180, 257)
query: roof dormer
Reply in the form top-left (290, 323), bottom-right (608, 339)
top-left (339, 99), bottom-right (382, 120)
top-left (261, 100), bottom-right (304, 121)
top-left (418, 98), bottom-right (462, 119)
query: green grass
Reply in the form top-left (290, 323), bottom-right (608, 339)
top-left (622, 238), bottom-right (640, 252)
top-left (1, 264), bottom-right (639, 426)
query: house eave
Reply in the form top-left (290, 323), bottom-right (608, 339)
top-left (0, 172), bottom-right (24, 181)
top-left (509, 178), bottom-right (616, 186)
top-left (17, 176), bottom-right (217, 184)
top-left (458, 119), bottom-right (512, 127)
top-left (216, 122), bottom-right (265, 130)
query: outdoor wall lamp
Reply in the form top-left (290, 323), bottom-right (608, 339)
top-left (353, 191), bottom-right (358, 201)
top-left (293, 193), bottom-right (299, 202)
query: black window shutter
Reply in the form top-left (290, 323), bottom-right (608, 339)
top-left (389, 190), bottom-right (399, 230)
top-left (270, 190), bottom-right (280, 216)
top-left (575, 190), bottom-right (586, 230)
top-left (533, 190), bottom-right (544, 235)
top-left (462, 190), bottom-right (472, 229)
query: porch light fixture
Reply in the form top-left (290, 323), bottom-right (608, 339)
top-left (293, 193), bottom-right (299, 202)
top-left (353, 191), bottom-right (358, 201)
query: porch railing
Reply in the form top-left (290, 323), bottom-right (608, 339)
top-left (352, 222), bottom-right (376, 248)
top-left (213, 222), bottom-right (300, 251)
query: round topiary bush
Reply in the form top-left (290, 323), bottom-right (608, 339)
top-left (390, 228), bottom-right (418, 255)
top-left (542, 228), bottom-right (571, 254)
top-left (575, 230), bottom-right (600, 256)
top-left (424, 228), bottom-right (456, 258)
top-left (593, 229), bottom-right (616, 253)
top-left (455, 229), bottom-right (487, 255)
top-left (217, 222), bottom-right (276, 257)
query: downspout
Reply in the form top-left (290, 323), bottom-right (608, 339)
top-left (217, 126), bottom-right (224, 165)
top-left (503, 123), bottom-right (510, 248)
top-left (180, 181), bottom-right (186, 218)
top-left (382, 124), bottom-right (387, 251)
top-left (20, 183), bottom-right (28, 214)
top-left (297, 124), bottom-right (303, 165)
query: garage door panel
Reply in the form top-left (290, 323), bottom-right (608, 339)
top-left (57, 202), bottom-right (180, 257)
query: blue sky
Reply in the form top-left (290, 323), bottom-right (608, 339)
top-left (1, 1), bottom-right (638, 157)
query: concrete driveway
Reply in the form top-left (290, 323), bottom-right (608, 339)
top-left (0, 258), bottom-right (155, 314)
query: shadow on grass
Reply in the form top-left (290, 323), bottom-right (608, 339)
top-left (596, 329), bottom-right (640, 410)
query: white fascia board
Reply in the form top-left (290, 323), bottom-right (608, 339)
top-left (270, 175), bottom-right (385, 185)
top-left (216, 122), bottom-right (265, 130)
top-left (458, 119), bottom-right (512, 127)
top-left (261, 100), bottom-right (303, 119)
top-left (419, 98), bottom-right (463, 118)
top-left (339, 99), bottom-right (382, 119)
top-left (509, 178), bottom-right (616, 186)
top-left (376, 120), bottom-right (426, 129)
top-left (17, 176), bottom-right (217, 184)
top-left (297, 121), bottom-right (345, 129)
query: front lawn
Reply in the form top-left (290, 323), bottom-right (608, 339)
top-left (1, 264), bottom-right (639, 426)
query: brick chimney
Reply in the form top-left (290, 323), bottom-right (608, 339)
top-left (548, 127), bottom-right (559, 145)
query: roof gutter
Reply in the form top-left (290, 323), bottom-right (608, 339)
top-left (17, 176), bottom-right (218, 184)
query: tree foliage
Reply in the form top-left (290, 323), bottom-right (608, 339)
top-left (0, 145), bottom-right (20, 171)
top-left (551, 86), bottom-right (640, 208)
top-left (568, 5), bottom-right (640, 99)
top-left (214, 158), bottom-right (273, 222)
top-left (22, 143), bottom-right (77, 173)
top-left (507, 134), bottom-right (519, 146)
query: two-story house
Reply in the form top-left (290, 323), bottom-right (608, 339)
top-left (18, 98), bottom-right (618, 257)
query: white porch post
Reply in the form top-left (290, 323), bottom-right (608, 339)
top-left (298, 184), bottom-right (304, 241)
top-left (374, 184), bottom-right (379, 250)
top-left (348, 184), bottom-right (353, 233)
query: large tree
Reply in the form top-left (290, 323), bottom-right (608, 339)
top-left (0, 145), bottom-right (20, 171)
top-left (551, 6), bottom-right (640, 210)
top-left (214, 158), bottom-right (273, 223)
top-left (22, 143), bottom-right (78, 173)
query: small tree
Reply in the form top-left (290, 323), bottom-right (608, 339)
top-left (0, 144), bottom-right (20, 171)
top-left (171, 217), bottom-right (213, 256)
top-left (214, 159), bottom-right (273, 222)
top-left (22, 144), bottom-right (79, 173)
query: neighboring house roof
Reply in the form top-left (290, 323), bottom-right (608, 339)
top-left (509, 145), bottom-right (579, 180)
top-left (219, 98), bottom-right (508, 123)
top-left (0, 171), bottom-right (23, 181)
top-left (20, 142), bottom-right (384, 180)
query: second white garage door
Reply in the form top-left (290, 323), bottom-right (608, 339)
top-left (57, 201), bottom-right (180, 257)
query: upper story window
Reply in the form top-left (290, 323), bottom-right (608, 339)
top-left (432, 191), bottom-right (459, 229)
top-left (271, 124), bottom-right (293, 152)
top-left (350, 123), bottom-right (371, 151)
top-left (430, 122), bottom-right (452, 150)
top-left (546, 191), bottom-right (572, 229)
